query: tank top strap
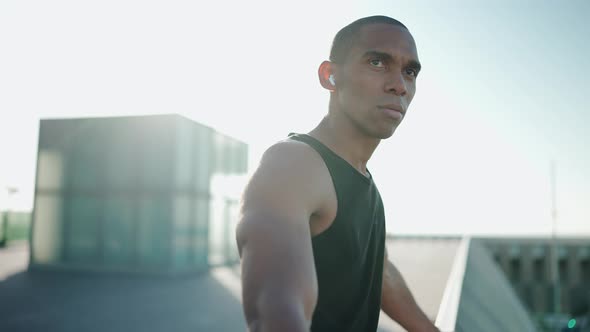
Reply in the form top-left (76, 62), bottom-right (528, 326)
top-left (287, 133), bottom-right (372, 183)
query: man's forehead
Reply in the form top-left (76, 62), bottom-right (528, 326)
top-left (352, 23), bottom-right (418, 59)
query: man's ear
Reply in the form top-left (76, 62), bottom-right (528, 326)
top-left (318, 60), bottom-right (336, 92)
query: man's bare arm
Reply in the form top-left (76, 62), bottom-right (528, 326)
top-left (237, 142), bottom-right (328, 332)
top-left (381, 248), bottom-right (440, 332)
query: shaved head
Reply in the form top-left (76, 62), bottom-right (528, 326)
top-left (330, 16), bottom-right (409, 64)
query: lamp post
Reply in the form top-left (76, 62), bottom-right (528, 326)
top-left (0, 187), bottom-right (19, 247)
top-left (550, 160), bottom-right (560, 315)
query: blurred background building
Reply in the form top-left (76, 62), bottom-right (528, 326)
top-left (29, 114), bottom-right (248, 274)
top-left (483, 237), bottom-right (590, 330)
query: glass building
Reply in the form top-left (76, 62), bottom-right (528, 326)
top-left (30, 114), bottom-right (248, 274)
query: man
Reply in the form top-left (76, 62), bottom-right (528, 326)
top-left (236, 16), bottom-right (439, 332)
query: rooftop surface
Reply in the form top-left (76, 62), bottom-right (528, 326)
top-left (0, 238), bottom-right (458, 332)
top-left (0, 242), bottom-right (247, 332)
top-left (379, 237), bottom-right (460, 331)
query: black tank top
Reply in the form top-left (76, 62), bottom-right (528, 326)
top-left (288, 133), bottom-right (386, 332)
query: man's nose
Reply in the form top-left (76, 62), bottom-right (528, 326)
top-left (384, 71), bottom-right (407, 96)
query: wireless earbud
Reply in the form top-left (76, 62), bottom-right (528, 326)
top-left (328, 75), bottom-right (336, 86)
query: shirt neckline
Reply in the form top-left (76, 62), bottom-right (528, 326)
top-left (292, 133), bottom-right (373, 184)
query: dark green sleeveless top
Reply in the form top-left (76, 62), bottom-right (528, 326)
top-left (288, 133), bottom-right (386, 332)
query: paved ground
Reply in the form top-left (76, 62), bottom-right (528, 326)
top-left (0, 239), bottom-right (456, 331)
top-left (0, 242), bottom-right (247, 332)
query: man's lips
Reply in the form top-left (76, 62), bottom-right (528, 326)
top-left (378, 105), bottom-right (405, 118)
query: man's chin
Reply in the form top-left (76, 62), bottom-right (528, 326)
top-left (375, 126), bottom-right (398, 140)
top-left (378, 132), bottom-right (395, 140)
top-left (359, 121), bottom-right (399, 140)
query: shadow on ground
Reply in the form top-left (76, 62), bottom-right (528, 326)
top-left (0, 269), bottom-right (247, 332)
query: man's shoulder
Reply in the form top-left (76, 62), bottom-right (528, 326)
top-left (240, 137), bottom-right (334, 222)
top-left (246, 137), bottom-right (333, 205)
top-left (259, 137), bottom-right (325, 174)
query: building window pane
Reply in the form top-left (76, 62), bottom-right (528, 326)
top-left (510, 258), bottom-right (521, 282)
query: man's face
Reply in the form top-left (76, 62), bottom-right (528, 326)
top-left (334, 23), bottom-right (420, 139)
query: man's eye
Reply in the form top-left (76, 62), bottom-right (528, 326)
top-left (369, 59), bottom-right (384, 68)
top-left (405, 68), bottom-right (418, 77)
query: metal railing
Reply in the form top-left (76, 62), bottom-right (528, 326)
top-left (435, 237), bottom-right (471, 332)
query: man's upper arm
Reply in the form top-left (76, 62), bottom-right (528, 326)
top-left (236, 141), bottom-right (327, 328)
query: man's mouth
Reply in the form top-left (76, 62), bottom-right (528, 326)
top-left (378, 105), bottom-right (405, 118)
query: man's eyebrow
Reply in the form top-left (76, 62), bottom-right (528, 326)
top-left (362, 50), bottom-right (393, 61)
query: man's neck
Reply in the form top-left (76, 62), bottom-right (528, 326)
top-left (308, 113), bottom-right (380, 177)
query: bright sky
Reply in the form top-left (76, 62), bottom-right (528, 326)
top-left (1, 0), bottom-right (588, 236)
